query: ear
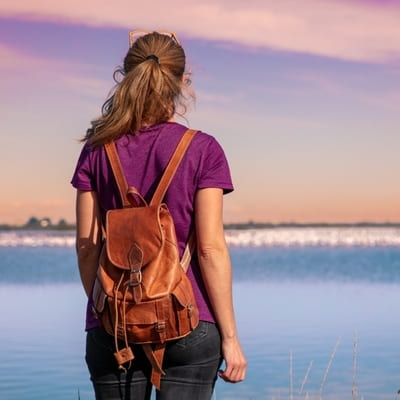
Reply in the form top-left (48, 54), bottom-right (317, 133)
top-left (181, 72), bottom-right (190, 87)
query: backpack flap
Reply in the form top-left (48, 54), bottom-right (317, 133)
top-left (106, 204), bottom-right (163, 271)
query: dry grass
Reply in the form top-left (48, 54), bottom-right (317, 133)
top-left (213, 331), bottom-right (400, 399)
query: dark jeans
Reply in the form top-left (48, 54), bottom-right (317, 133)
top-left (86, 322), bottom-right (222, 400)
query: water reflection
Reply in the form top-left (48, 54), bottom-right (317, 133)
top-left (1, 282), bottom-right (399, 399)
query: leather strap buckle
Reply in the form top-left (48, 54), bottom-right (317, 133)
top-left (129, 269), bottom-right (142, 286)
top-left (155, 321), bottom-right (166, 333)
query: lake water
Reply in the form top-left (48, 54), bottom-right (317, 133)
top-left (0, 228), bottom-right (400, 400)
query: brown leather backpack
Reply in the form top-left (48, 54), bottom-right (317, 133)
top-left (92, 129), bottom-right (199, 389)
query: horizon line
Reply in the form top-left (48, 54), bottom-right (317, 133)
top-left (1, 221), bottom-right (400, 230)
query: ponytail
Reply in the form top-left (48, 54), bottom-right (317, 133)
top-left (83, 32), bottom-right (188, 146)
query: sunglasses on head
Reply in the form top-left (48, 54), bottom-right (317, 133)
top-left (129, 30), bottom-right (181, 48)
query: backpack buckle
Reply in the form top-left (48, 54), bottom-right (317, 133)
top-left (155, 321), bottom-right (166, 333)
top-left (129, 269), bottom-right (142, 286)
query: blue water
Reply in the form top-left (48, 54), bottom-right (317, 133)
top-left (1, 229), bottom-right (400, 399)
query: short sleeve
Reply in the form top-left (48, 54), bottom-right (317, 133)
top-left (197, 137), bottom-right (234, 194)
top-left (71, 144), bottom-right (96, 191)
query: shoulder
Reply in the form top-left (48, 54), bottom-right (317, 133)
top-left (71, 142), bottom-right (106, 185)
top-left (193, 130), bottom-right (220, 147)
top-left (77, 141), bottom-right (104, 162)
top-left (191, 130), bottom-right (228, 164)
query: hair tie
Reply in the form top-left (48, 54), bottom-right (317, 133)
top-left (145, 54), bottom-right (160, 64)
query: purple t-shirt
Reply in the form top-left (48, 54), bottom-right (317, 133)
top-left (71, 122), bottom-right (233, 330)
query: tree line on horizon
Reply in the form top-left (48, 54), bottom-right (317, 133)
top-left (0, 216), bottom-right (75, 230)
top-left (0, 216), bottom-right (399, 231)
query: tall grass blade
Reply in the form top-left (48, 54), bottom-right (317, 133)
top-left (299, 360), bottom-right (313, 395)
top-left (319, 337), bottom-right (341, 400)
top-left (352, 331), bottom-right (358, 400)
top-left (289, 349), bottom-right (294, 400)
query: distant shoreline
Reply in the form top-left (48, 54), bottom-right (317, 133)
top-left (224, 221), bottom-right (400, 229)
top-left (1, 222), bottom-right (400, 231)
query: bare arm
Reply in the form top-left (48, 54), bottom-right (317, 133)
top-left (195, 188), bottom-right (247, 383)
top-left (75, 190), bottom-right (102, 297)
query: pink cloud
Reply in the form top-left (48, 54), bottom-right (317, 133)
top-left (1, 0), bottom-right (400, 63)
top-left (0, 44), bottom-right (108, 99)
top-left (0, 44), bottom-right (42, 70)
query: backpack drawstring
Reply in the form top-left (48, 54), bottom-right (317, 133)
top-left (113, 272), bottom-right (134, 371)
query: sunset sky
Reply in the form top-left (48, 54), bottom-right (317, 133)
top-left (1, 0), bottom-right (399, 224)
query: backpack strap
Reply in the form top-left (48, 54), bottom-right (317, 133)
top-left (104, 141), bottom-right (132, 208)
top-left (150, 129), bottom-right (198, 206)
top-left (150, 129), bottom-right (198, 274)
top-left (180, 230), bottom-right (196, 273)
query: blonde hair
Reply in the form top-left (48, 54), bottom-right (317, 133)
top-left (84, 31), bottom-right (189, 146)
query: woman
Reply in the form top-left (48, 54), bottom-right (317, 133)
top-left (71, 30), bottom-right (246, 400)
